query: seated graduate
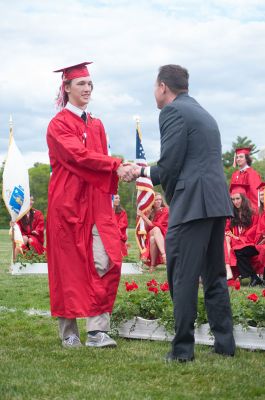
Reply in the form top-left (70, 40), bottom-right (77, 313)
top-left (255, 182), bottom-right (265, 279)
top-left (138, 192), bottom-right (168, 272)
top-left (17, 195), bottom-right (45, 255)
top-left (113, 194), bottom-right (128, 257)
top-left (225, 183), bottom-right (263, 286)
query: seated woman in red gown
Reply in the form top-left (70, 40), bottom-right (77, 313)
top-left (17, 196), bottom-right (45, 255)
top-left (225, 184), bottom-right (263, 286)
top-left (113, 194), bottom-right (128, 257)
top-left (255, 182), bottom-right (265, 279)
top-left (138, 192), bottom-right (168, 272)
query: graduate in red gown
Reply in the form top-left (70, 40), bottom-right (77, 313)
top-left (46, 62), bottom-right (131, 348)
top-left (138, 192), bottom-right (168, 272)
top-left (230, 147), bottom-right (261, 210)
top-left (255, 182), bottom-right (265, 278)
top-left (17, 195), bottom-right (45, 255)
top-left (113, 194), bottom-right (128, 257)
top-left (225, 183), bottom-right (263, 286)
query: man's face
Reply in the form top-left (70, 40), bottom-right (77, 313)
top-left (65, 77), bottom-right (93, 109)
top-left (154, 80), bottom-right (165, 110)
top-left (236, 153), bottom-right (247, 168)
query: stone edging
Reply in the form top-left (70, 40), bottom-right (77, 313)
top-left (118, 317), bottom-right (265, 350)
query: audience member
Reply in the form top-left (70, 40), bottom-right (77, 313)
top-left (255, 182), bottom-right (265, 279)
top-left (230, 147), bottom-right (261, 210)
top-left (225, 184), bottom-right (263, 286)
top-left (138, 192), bottom-right (168, 272)
top-left (113, 194), bottom-right (128, 257)
top-left (17, 196), bottom-right (45, 255)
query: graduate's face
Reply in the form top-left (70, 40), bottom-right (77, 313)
top-left (231, 193), bottom-right (242, 209)
top-left (259, 190), bottom-right (264, 205)
top-left (30, 196), bottom-right (34, 208)
top-left (154, 195), bottom-right (162, 209)
top-left (113, 195), bottom-right (120, 206)
top-left (65, 77), bottom-right (93, 109)
top-left (236, 153), bottom-right (247, 168)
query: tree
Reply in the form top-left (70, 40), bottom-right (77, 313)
top-left (29, 163), bottom-right (50, 218)
top-left (222, 136), bottom-right (259, 168)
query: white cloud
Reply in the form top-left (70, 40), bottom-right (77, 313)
top-left (0, 0), bottom-right (265, 167)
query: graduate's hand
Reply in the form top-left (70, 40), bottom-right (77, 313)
top-left (132, 165), bottom-right (141, 178)
top-left (117, 164), bottom-right (136, 182)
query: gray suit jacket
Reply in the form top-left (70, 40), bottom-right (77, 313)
top-left (150, 93), bottom-right (233, 226)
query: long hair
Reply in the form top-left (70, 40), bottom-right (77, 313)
top-left (149, 192), bottom-right (166, 221)
top-left (20, 209), bottom-right (34, 231)
top-left (114, 204), bottom-right (123, 214)
top-left (231, 194), bottom-right (253, 228)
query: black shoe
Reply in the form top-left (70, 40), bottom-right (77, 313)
top-left (249, 275), bottom-right (265, 287)
top-left (164, 351), bottom-right (194, 363)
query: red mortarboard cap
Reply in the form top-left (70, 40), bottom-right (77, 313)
top-left (256, 182), bottom-right (265, 191)
top-left (235, 147), bottom-right (251, 155)
top-left (54, 62), bottom-right (92, 80)
top-left (230, 183), bottom-right (249, 196)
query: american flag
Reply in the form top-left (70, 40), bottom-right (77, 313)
top-left (135, 120), bottom-right (155, 254)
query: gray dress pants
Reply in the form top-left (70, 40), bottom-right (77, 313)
top-left (166, 217), bottom-right (235, 359)
top-left (58, 225), bottom-right (110, 339)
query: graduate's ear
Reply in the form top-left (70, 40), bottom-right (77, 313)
top-left (65, 83), bottom-right (71, 93)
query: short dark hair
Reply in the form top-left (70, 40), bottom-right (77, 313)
top-left (157, 64), bottom-right (189, 93)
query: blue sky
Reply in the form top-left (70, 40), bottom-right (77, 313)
top-left (0, 0), bottom-right (265, 167)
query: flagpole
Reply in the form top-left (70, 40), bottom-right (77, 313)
top-left (134, 115), bottom-right (141, 141)
top-left (9, 114), bottom-right (13, 144)
top-left (9, 115), bottom-right (16, 263)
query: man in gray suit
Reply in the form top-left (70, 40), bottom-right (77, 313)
top-left (131, 64), bottom-right (235, 362)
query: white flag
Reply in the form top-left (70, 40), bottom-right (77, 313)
top-left (2, 120), bottom-right (30, 222)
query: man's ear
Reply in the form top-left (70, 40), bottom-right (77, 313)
top-left (160, 82), bottom-right (167, 94)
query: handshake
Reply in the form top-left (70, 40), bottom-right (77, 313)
top-left (117, 163), bottom-right (142, 182)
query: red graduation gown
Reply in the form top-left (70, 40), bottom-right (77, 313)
top-left (255, 211), bottom-right (265, 269)
top-left (17, 209), bottom-right (45, 254)
top-left (142, 207), bottom-right (169, 266)
top-left (46, 109), bottom-right (122, 318)
top-left (230, 167), bottom-right (261, 210)
top-left (224, 215), bottom-right (259, 272)
top-left (115, 210), bottom-right (128, 257)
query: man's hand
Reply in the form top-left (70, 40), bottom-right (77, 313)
top-left (117, 163), bottom-right (142, 182)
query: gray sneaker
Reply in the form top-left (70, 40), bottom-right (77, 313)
top-left (62, 334), bottom-right (82, 348)
top-left (85, 332), bottom-right (117, 348)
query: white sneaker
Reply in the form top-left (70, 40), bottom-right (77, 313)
top-left (85, 332), bottom-right (117, 348)
top-left (62, 334), bottom-right (82, 348)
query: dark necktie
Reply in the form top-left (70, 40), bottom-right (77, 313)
top-left (81, 111), bottom-right (87, 123)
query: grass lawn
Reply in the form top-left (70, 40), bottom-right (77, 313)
top-left (0, 229), bottom-right (265, 400)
